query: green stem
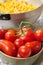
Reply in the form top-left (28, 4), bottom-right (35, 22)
top-left (19, 21), bottom-right (35, 30)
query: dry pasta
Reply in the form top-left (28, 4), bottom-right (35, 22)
top-left (0, 0), bottom-right (37, 14)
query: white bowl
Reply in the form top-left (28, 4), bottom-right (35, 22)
top-left (0, 20), bottom-right (42, 65)
top-left (0, 47), bottom-right (42, 65)
top-left (10, 0), bottom-right (43, 28)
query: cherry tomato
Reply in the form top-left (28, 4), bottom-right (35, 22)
top-left (17, 53), bottom-right (22, 58)
top-left (34, 30), bottom-right (43, 41)
top-left (8, 29), bottom-right (16, 34)
top-left (0, 40), bottom-right (17, 56)
top-left (20, 27), bottom-right (34, 43)
top-left (5, 29), bottom-right (16, 42)
top-left (18, 45), bottom-right (31, 58)
top-left (17, 26), bottom-right (27, 36)
top-left (25, 42), bottom-right (31, 48)
top-left (25, 41), bottom-right (41, 55)
top-left (0, 29), bottom-right (7, 39)
top-left (14, 38), bottom-right (24, 48)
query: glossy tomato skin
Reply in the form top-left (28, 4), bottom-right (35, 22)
top-left (0, 29), bottom-right (7, 39)
top-left (20, 28), bottom-right (34, 43)
top-left (0, 40), bottom-right (17, 56)
top-left (17, 53), bottom-right (22, 58)
top-left (25, 41), bottom-right (41, 55)
top-left (18, 45), bottom-right (31, 58)
top-left (14, 38), bottom-right (24, 48)
top-left (17, 26), bottom-right (27, 36)
top-left (30, 41), bottom-right (41, 55)
top-left (34, 30), bottom-right (43, 41)
top-left (25, 42), bottom-right (31, 48)
top-left (5, 30), bottom-right (16, 42)
top-left (8, 29), bottom-right (16, 34)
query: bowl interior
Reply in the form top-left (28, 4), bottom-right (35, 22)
top-left (27, 0), bottom-right (42, 7)
top-left (0, 46), bottom-right (43, 60)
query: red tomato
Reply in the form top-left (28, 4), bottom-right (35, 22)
top-left (25, 42), bottom-right (31, 48)
top-left (5, 29), bottom-right (16, 42)
top-left (17, 26), bottom-right (27, 36)
top-left (17, 53), bottom-right (22, 58)
top-left (25, 41), bottom-right (41, 55)
top-left (14, 38), bottom-right (24, 48)
top-left (0, 40), bottom-right (17, 56)
top-left (34, 30), bottom-right (43, 41)
top-left (18, 27), bottom-right (34, 43)
top-left (20, 29), bottom-right (34, 42)
top-left (8, 29), bottom-right (16, 34)
top-left (0, 29), bottom-right (7, 39)
top-left (18, 45), bottom-right (31, 58)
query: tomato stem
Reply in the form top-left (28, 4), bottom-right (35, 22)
top-left (19, 21), bottom-right (35, 30)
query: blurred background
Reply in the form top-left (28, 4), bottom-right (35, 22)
top-left (0, 14), bottom-right (10, 20)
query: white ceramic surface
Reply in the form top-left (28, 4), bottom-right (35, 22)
top-left (0, 47), bottom-right (42, 65)
top-left (10, 0), bottom-right (43, 28)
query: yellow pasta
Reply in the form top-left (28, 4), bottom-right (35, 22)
top-left (0, 0), bottom-right (37, 14)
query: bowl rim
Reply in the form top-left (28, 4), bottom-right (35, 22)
top-left (0, 47), bottom-right (43, 60)
top-left (11, 4), bottom-right (43, 15)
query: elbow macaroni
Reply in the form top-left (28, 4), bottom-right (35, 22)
top-left (0, 0), bottom-right (36, 14)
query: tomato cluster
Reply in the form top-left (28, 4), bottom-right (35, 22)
top-left (0, 27), bottom-right (42, 58)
